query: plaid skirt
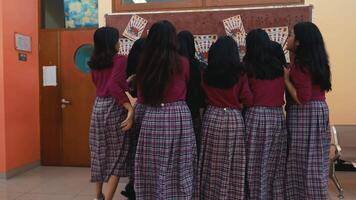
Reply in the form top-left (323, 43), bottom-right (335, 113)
top-left (126, 103), bottom-right (147, 178)
top-left (89, 96), bottom-right (131, 182)
top-left (193, 116), bottom-right (202, 155)
top-left (134, 101), bottom-right (197, 200)
top-left (244, 106), bottom-right (287, 200)
top-left (285, 101), bottom-right (330, 200)
top-left (198, 106), bottom-right (246, 200)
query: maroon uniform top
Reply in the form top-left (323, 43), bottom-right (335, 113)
top-left (91, 54), bottom-right (129, 105)
top-left (201, 74), bottom-right (253, 110)
top-left (287, 63), bottom-right (326, 105)
top-left (137, 57), bottom-right (190, 104)
top-left (248, 77), bottom-right (285, 107)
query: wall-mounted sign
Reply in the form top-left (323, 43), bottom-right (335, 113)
top-left (18, 53), bottom-right (27, 62)
top-left (14, 33), bottom-right (32, 52)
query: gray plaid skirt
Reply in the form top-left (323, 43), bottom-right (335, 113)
top-left (198, 106), bottom-right (246, 200)
top-left (89, 96), bottom-right (131, 182)
top-left (134, 101), bottom-right (197, 200)
top-left (244, 106), bottom-right (287, 200)
top-left (285, 101), bottom-right (330, 200)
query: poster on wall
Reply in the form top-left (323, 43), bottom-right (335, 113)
top-left (222, 15), bottom-right (247, 59)
top-left (123, 15), bottom-right (148, 41)
top-left (263, 26), bottom-right (290, 63)
top-left (14, 33), bottom-right (32, 52)
top-left (194, 34), bottom-right (218, 64)
top-left (118, 38), bottom-right (134, 56)
top-left (64, 0), bottom-right (98, 28)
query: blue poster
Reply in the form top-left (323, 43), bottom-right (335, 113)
top-left (64, 0), bottom-right (98, 28)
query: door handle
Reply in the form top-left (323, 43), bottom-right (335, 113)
top-left (61, 98), bottom-right (71, 109)
top-left (61, 98), bottom-right (71, 104)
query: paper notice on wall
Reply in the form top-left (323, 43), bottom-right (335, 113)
top-left (43, 66), bottom-right (57, 86)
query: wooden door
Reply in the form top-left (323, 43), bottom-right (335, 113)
top-left (60, 30), bottom-right (96, 166)
top-left (40, 29), bottom-right (95, 166)
top-left (39, 30), bottom-right (62, 166)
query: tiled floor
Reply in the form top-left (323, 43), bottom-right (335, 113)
top-left (0, 167), bottom-right (129, 200)
top-left (0, 167), bottom-right (355, 200)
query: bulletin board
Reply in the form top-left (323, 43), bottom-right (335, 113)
top-left (106, 5), bottom-right (312, 37)
top-left (106, 5), bottom-right (312, 62)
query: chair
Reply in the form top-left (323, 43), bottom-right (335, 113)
top-left (329, 125), bottom-right (344, 199)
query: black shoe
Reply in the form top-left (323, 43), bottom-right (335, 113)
top-left (94, 193), bottom-right (105, 200)
top-left (121, 183), bottom-right (136, 200)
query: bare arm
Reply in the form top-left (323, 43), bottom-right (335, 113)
top-left (284, 68), bottom-right (302, 105)
top-left (120, 102), bottom-right (134, 131)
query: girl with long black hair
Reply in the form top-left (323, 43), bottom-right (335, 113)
top-left (284, 22), bottom-right (332, 200)
top-left (88, 27), bottom-right (134, 200)
top-left (134, 20), bottom-right (197, 199)
top-left (243, 29), bottom-right (287, 200)
top-left (198, 36), bottom-right (253, 200)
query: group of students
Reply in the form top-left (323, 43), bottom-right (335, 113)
top-left (88, 20), bottom-right (332, 200)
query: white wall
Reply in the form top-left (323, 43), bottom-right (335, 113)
top-left (98, 0), bottom-right (112, 27)
top-left (305, 0), bottom-right (356, 124)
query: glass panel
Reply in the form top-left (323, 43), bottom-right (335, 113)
top-left (74, 44), bottom-right (94, 73)
top-left (122, 0), bottom-right (182, 4)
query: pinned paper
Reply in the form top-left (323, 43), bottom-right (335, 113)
top-left (194, 34), bottom-right (218, 64)
top-left (123, 15), bottom-right (148, 41)
top-left (223, 15), bottom-right (247, 59)
top-left (118, 38), bottom-right (134, 56)
top-left (43, 66), bottom-right (57, 86)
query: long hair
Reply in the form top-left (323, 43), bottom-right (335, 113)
top-left (177, 31), bottom-right (196, 64)
top-left (243, 29), bottom-right (283, 80)
top-left (126, 38), bottom-right (145, 78)
top-left (177, 30), bottom-right (204, 117)
top-left (88, 27), bottom-right (119, 70)
top-left (294, 22), bottom-right (332, 91)
top-left (271, 41), bottom-right (287, 67)
top-left (136, 20), bottom-right (181, 105)
top-left (204, 36), bottom-right (244, 89)
top-left (177, 30), bottom-right (202, 80)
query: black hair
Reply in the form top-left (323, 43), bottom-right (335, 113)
top-left (243, 29), bottom-right (283, 80)
top-left (271, 41), bottom-right (287, 67)
top-left (204, 36), bottom-right (244, 89)
top-left (88, 27), bottom-right (119, 70)
top-left (136, 20), bottom-right (181, 105)
top-left (294, 22), bottom-right (332, 91)
top-left (126, 38), bottom-right (145, 78)
top-left (177, 30), bottom-right (205, 118)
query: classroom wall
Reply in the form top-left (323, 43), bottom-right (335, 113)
top-left (305, 0), bottom-right (356, 125)
top-left (0, 0), bottom-right (40, 174)
top-left (98, 0), bottom-right (111, 27)
top-left (98, 1), bottom-right (356, 125)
